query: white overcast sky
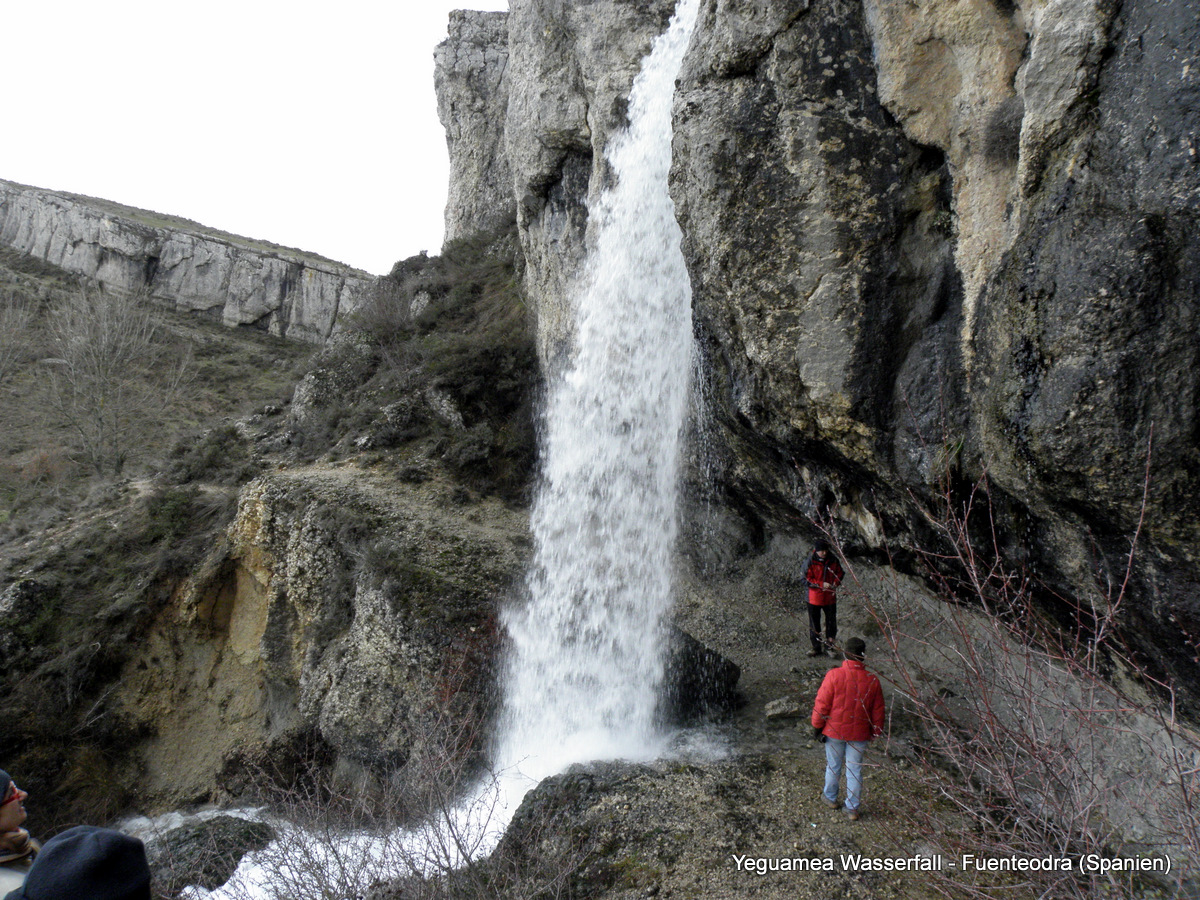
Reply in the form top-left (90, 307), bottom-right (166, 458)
top-left (0, 1), bottom-right (509, 275)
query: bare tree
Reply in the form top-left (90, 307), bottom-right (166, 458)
top-left (42, 287), bottom-right (191, 475)
top-left (817, 451), bottom-right (1200, 899)
top-left (174, 671), bottom-right (590, 900)
top-left (0, 289), bottom-right (37, 385)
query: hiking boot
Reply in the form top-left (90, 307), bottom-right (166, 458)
top-left (822, 797), bottom-right (841, 810)
top-left (807, 649), bottom-right (825, 658)
top-left (847, 809), bottom-right (861, 821)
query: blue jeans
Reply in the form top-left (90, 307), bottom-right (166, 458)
top-left (823, 739), bottom-right (868, 811)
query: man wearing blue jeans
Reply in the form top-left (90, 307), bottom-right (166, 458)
top-left (811, 637), bottom-right (885, 820)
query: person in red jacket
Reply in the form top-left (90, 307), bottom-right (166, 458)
top-left (803, 539), bottom-right (844, 657)
top-left (811, 637), bottom-right (885, 821)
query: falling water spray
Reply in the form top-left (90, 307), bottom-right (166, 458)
top-left (186, 5), bottom-right (700, 896)
top-left (496, 0), bottom-right (700, 784)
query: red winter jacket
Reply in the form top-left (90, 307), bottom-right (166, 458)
top-left (811, 659), bottom-right (885, 742)
top-left (804, 553), bottom-right (844, 606)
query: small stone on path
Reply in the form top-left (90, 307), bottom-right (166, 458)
top-left (765, 697), bottom-right (805, 719)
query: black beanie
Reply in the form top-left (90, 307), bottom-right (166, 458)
top-left (845, 637), bottom-right (866, 660)
top-left (4, 826), bottom-right (150, 900)
top-left (813, 539), bottom-right (830, 552)
top-left (0, 771), bottom-right (11, 797)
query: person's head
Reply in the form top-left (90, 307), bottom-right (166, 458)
top-left (845, 637), bottom-right (866, 662)
top-left (813, 539), bottom-right (830, 557)
top-left (4, 826), bottom-right (150, 900)
top-left (0, 771), bottom-right (28, 833)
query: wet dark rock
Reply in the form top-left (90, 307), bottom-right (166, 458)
top-left (146, 815), bottom-right (275, 898)
top-left (661, 627), bottom-right (742, 724)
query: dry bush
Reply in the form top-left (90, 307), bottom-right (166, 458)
top-left (822, 465), bottom-right (1200, 898)
top-left (218, 762), bottom-right (591, 900)
top-left (0, 290), bottom-right (38, 384)
top-left (350, 276), bottom-right (418, 374)
top-left (338, 219), bottom-right (536, 498)
top-left (0, 449), bottom-right (78, 532)
top-left (41, 286), bottom-right (192, 474)
top-left (179, 649), bottom-right (589, 900)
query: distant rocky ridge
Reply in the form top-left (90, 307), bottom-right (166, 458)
top-left (0, 178), bottom-right (370, 343)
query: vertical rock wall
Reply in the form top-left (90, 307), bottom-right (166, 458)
top-left (497, 0), bottom-right (677, 364)
top-left (436, 0), bottom-right (1200, 701)
top-left (436, 11), bottom-right (515, 244)
top-left (973, 0), bottom-right (1200, 672)
top-left (672, 0), bottom-right (963, 484)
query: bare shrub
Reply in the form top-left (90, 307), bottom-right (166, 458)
top-left (218, 761), bottom-right (591, 900)
top-left (822, 465), bottom-right (1200, 898)
top-left (18, 448), bottom-right (74, 484)
top-left (0, 290), bottom-right (38, 384)
top-left (350, 277), bottom-right (418, 374)
top-left (41, 286), bottom-right (192, 474)
top-left (185, 648), bottom-right (588, 900)
top-left (338, 218), bottom-right (536, 498)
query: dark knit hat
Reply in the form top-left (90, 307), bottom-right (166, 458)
top-left (845, 637), bottom-right (866, 660)
top-left (4, 826), bottom-right (150, 900)
top-left (813, 539), bottom-right (830, 552)
top-left (0, 771), bottom-right (11, 798)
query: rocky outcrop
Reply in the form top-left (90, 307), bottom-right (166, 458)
top-left (672, 0), bottom-right (1200, 701)
top-left (438, 0), bottom-right (1200, 709)
top-left (662, 627), bottom-right (742, 723)
top-left (144, 815), bottom-right (276, 898)
top-left (107, 461), bottom-right (740, 808)
top-left (435, 0), bottom-right (675, 364)
top-left (436, 11), bottom-right (515, 244)
top-left (0, 179), bottom-right (369, 343)
top-left (114, 467), bottom-right (530, 807)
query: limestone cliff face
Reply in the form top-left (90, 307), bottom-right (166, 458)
top-left (674, 0), bottom-right (1200, 698)
top-left (0, 179), bottom-right (369, 343)
top-left (435, 0), bottom-right (675, 363)
top-left (436, 11), bottom-right (514, 243)
top-left (437, 0), bottom-right (1200, 704)
top-left (115, 467), bottom-right (528, 806)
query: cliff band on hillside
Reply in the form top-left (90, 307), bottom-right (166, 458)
top-left (0, 179), bottom-right (369, 343)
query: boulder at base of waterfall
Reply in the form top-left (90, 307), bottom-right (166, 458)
top-left (145, 815), bottom-right (276, 898)
top-left (661, 627), bottom-right (741, 724)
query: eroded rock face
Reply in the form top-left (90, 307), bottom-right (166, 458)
top-left (666, 0), bottom-right (1200, 701)
top-left (437, 0), bottom-right (1200, 706)
top-left (115, 468), bottom-right (529, 807)
top-left (501, 0), bottom-right (674, 363)
top-left (673, 0), bottom-right (963, 492)
top-left (973, 0), bottom-right (1200, 673)
top-left (863, 0), bottom-right (1027, 331)
top-left (436, 11), bottom-right (515, 243)
top-left (112, 463), bottom-right (745, 807)
top-left (0, 179), bottom-right (369, 343)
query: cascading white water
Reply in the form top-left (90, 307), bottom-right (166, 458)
top-left (496, 0), bottom-right (700, 785)
top-left (183, 5), bottom-right (699, 897)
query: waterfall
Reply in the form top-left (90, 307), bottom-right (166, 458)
top-left (182, 4), bottom-right (700, 897)
top-left (496, 0), bottom-right (700, 784)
